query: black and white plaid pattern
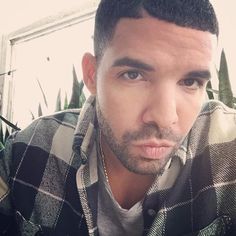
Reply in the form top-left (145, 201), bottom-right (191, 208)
top-left (0, 96), bottom-right (235, 235)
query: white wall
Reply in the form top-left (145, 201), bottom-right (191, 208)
top-left (0, 0), bottom-right (99, 123)
top-left (0, 0), bottom-right (99, 34)
top-left (212, 0), bottom-right (236, 94)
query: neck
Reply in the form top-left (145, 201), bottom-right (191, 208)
top-left (100, 134), bottom-right (155, 209)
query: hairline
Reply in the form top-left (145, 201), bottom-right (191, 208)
top-left (95, 10), bottom-right (217, 63)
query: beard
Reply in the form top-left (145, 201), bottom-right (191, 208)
top-left (96, 102), bottom-right (184, 175)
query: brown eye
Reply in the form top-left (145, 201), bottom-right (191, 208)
top-left (122, 71), bottom-right (143, 80)
top-left (183, 79), bottom-right (196, 86)
top-left (179, 78), bottom-right (203, 90)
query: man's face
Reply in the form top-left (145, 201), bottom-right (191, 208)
top-left (84, 16), bottom-right (216, 175)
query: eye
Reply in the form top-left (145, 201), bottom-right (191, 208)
top-left (119, 71), bottom-right (143, 81)
top-left (179, 78), bottom-right (204, 90)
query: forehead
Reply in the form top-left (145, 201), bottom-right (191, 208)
top-left (100, 17), bottom-right (217, 70)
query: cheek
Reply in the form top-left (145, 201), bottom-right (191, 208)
top-left (177, 93), bottom-right (204, 134)
top-left (97, 83), bottom-right (141, 138)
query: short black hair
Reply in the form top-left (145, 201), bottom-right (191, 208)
top-left (94, 0), bottom-right (219, 60)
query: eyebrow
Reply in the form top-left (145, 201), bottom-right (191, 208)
top-left (112, 57), bottom-right (155, 71)
top-left (112, 57), bottom-right (211, 80)
top-left (184, 70), bottom-right (211, 81)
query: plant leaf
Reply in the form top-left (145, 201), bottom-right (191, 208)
top-left (218, 49), bottom-right (234, 108)
top-left (38, 103), bottom-right (43, 117)
top-left (0, 141), bottom-right (4, 150)
top-left (68, 65), bottom-right (85, 109)
top-left (64, 93), bottom-right (68, 110)
top-left (206, 88), bottom-right (219, 95)
top-left (0, 115), bottom-right (20, 130)
top-left (29, 110), bottom-right (35, 120)
top-left (55, 89), bottom-right (62, 112)
top-left (79, 90), bottom-right (86, 108)
top-left (0, 122), bottom-right (4, 144)
top-left (206, 81), bottom-right (214, 100)
top-left (37, 79), bottom-right (48, 108)
top-left (4, 128), bottom-right (10, 143)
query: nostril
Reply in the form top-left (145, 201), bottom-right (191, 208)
top-left (141, 104), bottom-right (178, 129)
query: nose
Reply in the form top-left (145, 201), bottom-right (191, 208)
top-left (141, 86), bottom-right (179, 129)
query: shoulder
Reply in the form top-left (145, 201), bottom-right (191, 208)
top-left (4, 109), bottom-right (82, 169)
top-left (200, 100), bottom-right (236, 119)
top-left (197, 100), bottom-right (236, 143)
top-left (188, 100), bottom-right (236, 159)
top-left (0, 109), bottom-right (83, 188)
top-left (13, 109), bottom-right (81, 144)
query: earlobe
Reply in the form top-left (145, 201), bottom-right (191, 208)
top-left (82, 53), bottom-right (97, 95)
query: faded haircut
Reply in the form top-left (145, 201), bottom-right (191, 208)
top-left (94, 0), bottom-right (218, 60)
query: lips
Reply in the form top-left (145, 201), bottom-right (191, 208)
top-left (134, 140), bottom-right (175, 160)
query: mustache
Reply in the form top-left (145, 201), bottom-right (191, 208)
top-left (122, 122), bottom-right (183, 143)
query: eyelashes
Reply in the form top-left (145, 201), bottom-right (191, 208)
top-left (178, 78), bottom-right (205, 90)
top-left (118, 70), bottom-right (144, 81)
top-left (117, 69), bottom-right (206, 90)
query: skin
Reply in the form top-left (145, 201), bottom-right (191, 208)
top-left (82, 16), bottom-right (217, 208)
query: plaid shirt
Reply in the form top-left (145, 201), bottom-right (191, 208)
top-left (0, 96), bottom-right (235, 235)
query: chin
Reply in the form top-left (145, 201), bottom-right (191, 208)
top-left (120, 156), bottom-right (170, 176)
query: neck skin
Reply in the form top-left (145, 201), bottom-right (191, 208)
top-left (101, 134), bottom-right (156, 209)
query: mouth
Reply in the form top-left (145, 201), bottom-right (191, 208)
top-left (133, 139), bottom-right (175, 160)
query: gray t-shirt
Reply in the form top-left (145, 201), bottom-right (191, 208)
top-left (96, 132), bottom-right (184, 236)
top-left (97, 153), bottom-right (144, 236)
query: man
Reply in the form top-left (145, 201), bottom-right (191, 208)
top-left (0, 0), bottom-right (235, 235)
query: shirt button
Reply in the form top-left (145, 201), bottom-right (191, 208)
top-left (147, 209), bottom-right (156, 217)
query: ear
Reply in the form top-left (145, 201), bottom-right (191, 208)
top-left (82, 53), bottom-right (97, 95)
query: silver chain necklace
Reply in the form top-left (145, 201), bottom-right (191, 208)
top-left (99, 131), bottom-right (110, 184)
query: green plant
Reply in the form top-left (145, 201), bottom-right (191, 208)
top-left (67, 65), bottom-right (86, 110)
top-left (218, 50), bottom-right (235, 108)
top-left (207, 49), bottom-right (236, 108)
top-left (54, 65), bottom-right (86, 112)
top-left (32, 64), bottom-right (86, 118)
top-left (0, 116), bottom-right (20, 148)
top-left (0, 64), bottom-right (86, 148)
